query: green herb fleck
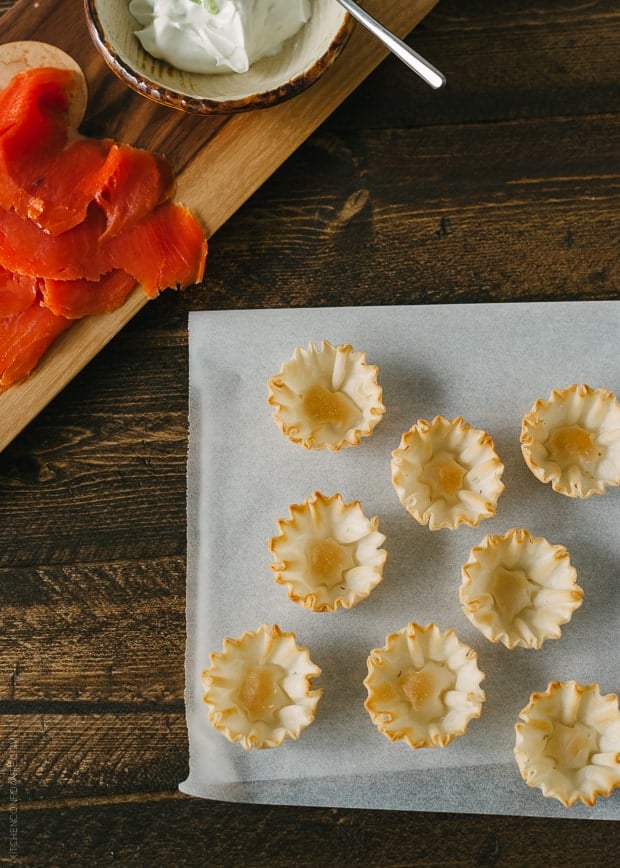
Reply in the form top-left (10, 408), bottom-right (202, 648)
top-left (190, 0), bottom-right (219, 10)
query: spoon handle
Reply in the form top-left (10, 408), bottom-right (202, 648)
top-left (336, 0), bottom-right (445, 90)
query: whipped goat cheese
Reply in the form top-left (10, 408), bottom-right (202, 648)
top-left (130, 0), bottom-right (313, 75)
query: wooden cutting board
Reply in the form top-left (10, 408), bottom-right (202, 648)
top-left (0, 0), bottom-right (438, 451)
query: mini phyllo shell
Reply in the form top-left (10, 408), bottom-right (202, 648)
top-left (267, 340), bottom-right (385, 451)
top-left (459, 529), bottom-right (583, 650)
top-left (270, 492), bottom-right (387, 612)
top-left (520, 384), bottom-right (620, 498)
top-left (201, 624), bottom-right (322, 750)
top-left (364, 622), bottom-right (485, 749)
top-left (514, 681), bottom-right (620, 807)
top-left (391, 415), bottom-right (505, 530)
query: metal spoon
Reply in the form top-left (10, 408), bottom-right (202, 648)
top-left (335, 0), bottom-right (446, 90)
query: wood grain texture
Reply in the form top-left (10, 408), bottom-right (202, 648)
top-left (2, 557), bottom-right (186, 703)
top-left (0, 797), bottom-right (616, 867)
top-left (2, 713), bottom-right (187, 800)
top-left (195, 118), bottom-right (620, 310)
top-left (0, 0), bottom-right (438, 451)
top-left (0, 332), bottom-right (189, 567)
top-left (1, 0), bottom-right (619, 864)
top-left (334, 0), bottom-right (620, 128)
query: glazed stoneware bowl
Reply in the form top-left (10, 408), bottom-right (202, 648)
top-left (84, 0), bottom-right (354, 115)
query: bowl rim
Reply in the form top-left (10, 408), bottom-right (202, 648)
top-left (83, 0), bottom-right (355, 115)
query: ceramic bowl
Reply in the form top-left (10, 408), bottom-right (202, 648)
top-left (84, 0), bottom-right (354, 115)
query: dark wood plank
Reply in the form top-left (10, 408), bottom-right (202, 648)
top-left (0, 333), bottom-right (188, 567)
top-left (332, 0), bottom-right (620, 128)
top-left (0, 797), bottom-right (616, 866)
top-left (2, 557), bottom-right (186, 703)
top-left (184, 114), bottom-right (620, 312)
top-left (2, 713), bottom-right (187, 800)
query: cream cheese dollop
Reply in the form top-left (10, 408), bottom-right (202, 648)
top-left (129, 0), bottom-right (312, 75)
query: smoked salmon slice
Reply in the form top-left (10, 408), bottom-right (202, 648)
top-left (0, 202), bottom-right (207, 294)
top-left (42, 270), bottom-right (138, 319)
top-left (104, 202), bottom-right (208, 296)
top-left (91, 143), bottom-right (176, 239)
top-left (8, 136), bottom-right (112, 236)
top-left (0, 67), bottom-right (176, 237)
top-left (0, 66), bottom-right (75, 148)
top-left (0, 299), bottom-right (71, 392)
top-left (0, 66), bottom-right (84, 226)
top-left (0, 65), bottom-right (208, 391)
top-left (0, 266), bottom-right (38, 318)
top-left (0, 205), bottom-right (107, 282)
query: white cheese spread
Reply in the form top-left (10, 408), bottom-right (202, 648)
top-left (129, 0), bottom-right (312, 75)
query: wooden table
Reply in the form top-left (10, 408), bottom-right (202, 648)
top-left (1, 0), bottom-right (618, 863)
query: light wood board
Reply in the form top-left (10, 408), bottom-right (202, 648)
top-left (0, 0), bottom-right (438, 451)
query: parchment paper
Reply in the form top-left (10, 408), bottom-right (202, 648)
top-left (180, 302), bottom-right (620, 819)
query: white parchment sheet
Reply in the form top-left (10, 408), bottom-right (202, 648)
top-left (181, 302), bottom-right (620, 819)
